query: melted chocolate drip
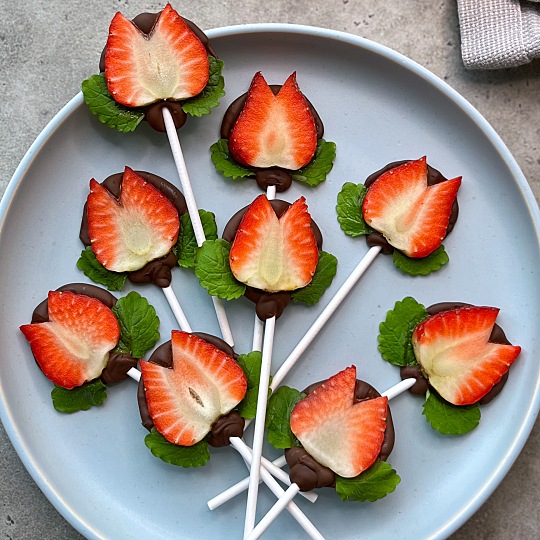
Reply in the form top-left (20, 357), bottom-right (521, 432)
top-left (207, 412), bottom-right (245, 447)
top-left (80, 170), bottom-right (186, 288)
top-left (364, 160), bottom-right (460, 254)
top-left (222, 199), bottom-right (323, 321)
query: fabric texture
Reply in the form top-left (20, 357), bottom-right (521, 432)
top-left (457, 0), bottom-right (540, 69)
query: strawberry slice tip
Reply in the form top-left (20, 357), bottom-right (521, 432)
top-left (412, 306), bottom-right (521, 405)
top-left (362, 157), bottom-right (461, 258)
top-left (87, 167), bottom-right (180, 273)
top-left (229, 194), bottom-right (319, 292)
top-left (229, 71), bottom-right (318, 170)
top-left (105, 3), bottom-right (210, 107)
top-left (290, 366), bottom-right (388, 478)
top-left (140, 331), bottom-right (247, 446)
top-left (20, 291), bottom-right (120, 389)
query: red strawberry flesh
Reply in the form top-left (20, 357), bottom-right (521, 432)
top-left (20, 291), bottom-right (120, 389)
top-left (105, 4), bottom-right (209, 107)
top-left (362, 157), bottom-right (461, 258)
top-left (140, 331), bottom-right (247, 446)
top-left (229, 194), bottom-right (319, 292)
top-left (412, 306), bottom-right (521, 405)
top-left (229, 72), bottom-right (318, 170)
top-left (290, 366), bottom-right (388, 478)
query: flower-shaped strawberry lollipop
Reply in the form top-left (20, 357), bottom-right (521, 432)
top-left (379, 297), bottom-right (522, 434)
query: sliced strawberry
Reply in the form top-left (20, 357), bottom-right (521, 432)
top-left (87, 167), bottom-right (180, 273)
top-left (105, 3), bottom-right (209, 107)
top-left (228, 72), bottom-right (318, 170)
top-left (140, 331), bottom-right (247, 446)
top-left (20, 291), bottom-right (120, 389)
top-left (229, 195), bottom-right (318, 292)
top-left (362, 157), bottom-right (461, 258)
top-left (290, 366), bottom-right (388, 478)
top-left (412, 306), bottom-right (521, 405)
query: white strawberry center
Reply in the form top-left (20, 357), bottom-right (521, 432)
top-left (122, 216), bottom-right (152, 257)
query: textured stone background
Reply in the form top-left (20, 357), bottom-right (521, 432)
top-left (0, 1), bottom-right (538, 538)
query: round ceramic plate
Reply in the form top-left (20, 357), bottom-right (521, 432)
top-left (1, 25), bottom-right (539, 540)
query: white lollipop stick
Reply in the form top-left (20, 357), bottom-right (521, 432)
top-left (162, 107), bottom-right (234, 346)
top-left (244, 315), bottom-right (276, 537)
top-left (162, 285), bottom-right (192, 332)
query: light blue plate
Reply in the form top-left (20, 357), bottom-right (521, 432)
top-left (1, 24), bottom-right (539, 539)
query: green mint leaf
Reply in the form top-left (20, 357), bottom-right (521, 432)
top-left (182, 57), bottom-right (225, 117)
top-left (210, 139), bottom-right (253, 180)
top-left (194, 239), bottom-right (246, 300)
top-left (291, 139), bottom-right (336, 187)
top-left (291, 251), bottom-right (338, 305)
top-left (81, 73), bottom-right (144, 133)
top-left (76, 247), bottom-right (127, 291)
top-left (335, 460), bottom-right (401, 502)
top-left (423, 390), bottom-right (481, 435)
top-left (51, 380), bottom-right (107, 413)
top-left (378, 297), bottom-right (429, 367)
top-left (236, 351), bottom-right (270, 419)
top-left (112, 292), bottom-right (160, 358)
top-left (144, 428), bottom-right (210, 467)
top-left (175, 209), bottom-right (218, 268)
top-left (336, 182), bottom-right (373, 237)
top-left (266, 386), bottom-right (305, 449)
top-left (393, 245), bottom-right (449, 276)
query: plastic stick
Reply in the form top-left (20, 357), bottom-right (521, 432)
top-left (162, 285), bottom-right (192, 332)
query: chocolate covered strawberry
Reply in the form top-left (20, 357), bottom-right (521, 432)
top-left (140, 331), bottom-right (247, 446)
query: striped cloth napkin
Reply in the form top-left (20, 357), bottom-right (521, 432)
top-left (457, 0), bottom-right (540, 69)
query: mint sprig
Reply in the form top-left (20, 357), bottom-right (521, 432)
top-left (144, 428), bottom-right (210, 467)
top-left (182, 56), bottom-right (225, 117)
top-left (210, 139), bottom-right (254, 180)
top-left (423, 391), bottom-right (481, 435)
top-left (393, 245), bottom-right (449, 276)
top-left (175, 210), bottom-right (218, 268)
top-left (77, 247), bottom-right (127, 291)
top-left (51, 380), bottom-right (107, 413)
top-left (378, 297), bottom-right (429, 367)
top-left (336, 182), bottom-right (373, 237)
top-left (112, 291), bottom-right (160, 359)
top-left (291, 251), bottom-right (338, 305)
top-left (266, 386), bottom-right (305, 449)
top-left (335, 460), bottom-right (401, 502)
top-left (236, 351), bottom-right (268, 419)
top-left (81, 73), bottom-right (145, 132)
top-left (291, 139), bottom-right (336, 187)
top-left (194, 239), bottom-right (246, 300)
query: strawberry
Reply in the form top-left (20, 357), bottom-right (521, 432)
top-left (412, 306), bottom-right (521, 405)
top-left (290, 366), bottom-right (388, 478)
top-left (229, 195), bottom-right (318, 292)
top-left (87, 167), bottom-right (180, 273)
top-left (104, 3), bottom-right (209, 107)
top-left (228, 72), bottom-right (318, 170)
top-left (362, 157), bottom-right (461, 258)
top-left (20, 291), bottom-right (120, 389)
top-left (140, 331), bottom-right (247, 446)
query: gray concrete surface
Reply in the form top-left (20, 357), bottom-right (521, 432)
top-left (1, 1), bottom-right (538, 538)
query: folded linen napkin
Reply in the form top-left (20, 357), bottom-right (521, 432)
top-left (457, 0), bottom-right (540, 69)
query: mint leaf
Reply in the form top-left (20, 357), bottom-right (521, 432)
top-left (423, 391), bottom-right (481, 435)
top-left (81, 73), bottom-right (144, 133)
top-left (266, 386), bottom-right (305, 449)
top-left (291, 251), bottom-right (338, 305)
top-left (144, 428), bottom-right (210, 467)
top-left (378, 297), bottom-right (429, 367)
top-left (335, 460), bottom-right (401, 502)
top-left (236, 351), bottom-right (267, 419)
top-left (175, 210), bottom-right (218, 268)
top-left (194, 239), bottom-right (246, 300)
top-left (336, 182), bottom-right (373, 237)
top-left (291, 139), bottom-right (336, 187)
top-left (210, 139), bottom-right (253, 180)
top-left (51, 380), bottom-right (107, 413)
top-left (393, 245), bottom-right (449, 276)
top-left (112, 292), bottom-right (160, 358)
top-left (77, 247), bottom-right (127, 291)
top-left (182, 57), bottom-right (225, 117)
